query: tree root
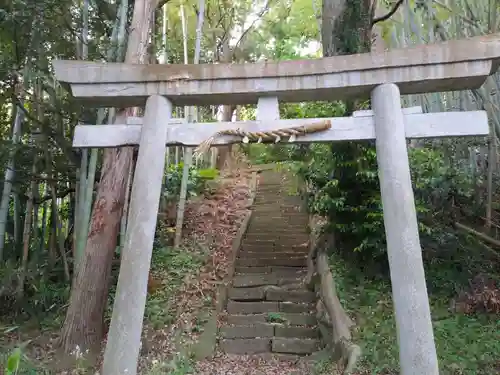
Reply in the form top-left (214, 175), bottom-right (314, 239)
top-left (307, 215), bottom-right (362, 374)
top-left (342, 340), bottom-right (361, 374)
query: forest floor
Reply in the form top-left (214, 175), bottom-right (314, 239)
top-left (337, 237), bottom-right (500, 375)
top-left (0, 165), bottom-right (317, 374)
top-left (1, 164), bottom-right (500, 375)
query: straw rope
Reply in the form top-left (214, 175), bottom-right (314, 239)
top-left (194, 119), bottom-right (332, 159)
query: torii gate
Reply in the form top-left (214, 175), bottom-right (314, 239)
top-left (53, 34), bottom-right (500, 375)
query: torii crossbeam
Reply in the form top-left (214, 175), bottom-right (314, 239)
top-left (53, 33), bottom-right (500, 375)
top-left (53, 34), bottom-right (500, 107)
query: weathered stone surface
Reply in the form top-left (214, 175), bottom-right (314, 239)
top-left (234, 266), bottom-right (272, 274)
top-left (220, 338), bottom-right (271, 354)
top-left (227, 314), bottom-right (267, 325)
top-left (279, 302), bottom-right (315, 313)
top-left (247, 221), bottom-right (308, 228)
top-left (272, 338), bottom-right (319, 354)
top-left (236, 258), bottom-right (307, 267)
top-left (229, 287), bottom-right (266, 301)
top-left (239, 250), bottom-right (308, 258)
top-left (279, 313), bottom-right (317, 326)
top-left (220, 323), bottom-right (275, 339)
top-left (227, 301), bottom-right (279, 314)
top-left (55, 35), bottom-right (500, 107)
top-left (193, 315), bottom-right (217, 360)
top-left (221, 169), bottom-right (321, 349)
top-left (232, 273), bottom-right (301, 287)
top-left (232, 274), bottom-right (278, 287)
top-left (266, 289), bottom-right (316, 303)
top-left (275, 326), bottom-right (318, 338)
top-left (271, 266), bottom-right (308, 274)
top-left (240, 244), bottom-right (308, 252)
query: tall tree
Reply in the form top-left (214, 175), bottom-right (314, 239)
top-left (59, 0), bottom-right (160, 353)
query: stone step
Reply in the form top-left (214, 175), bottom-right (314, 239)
top-left (251, 213), bottom-right (303, 217)
top-left (232, 273), bottom-right (303, 288)
top-left (241, 239), bottom-right (309, 245)
top-left (242, 240), bottom-right (309, 246)
top-left (246, 224), bottom-right (308, 230)
top-left (249, 212), bottom-right (304, 216)
top-left (252, 206), bottom-right (302, 210)
top-left (227, 301), bottom-right (314, 314)
top-left (219, 324), bottom-right (318, 339)
top-left (240, 244), bottom-right (309, 252)
top-left (252, 205), bottom-right (303, 209)
top-left (255, 187), bottom-right (291, 191)
top-left (242, 236), bottom-right (309, 243)
top-left (241, 242), bottom-right (309, 251)
top-left (220, 323), bottom-right (274, 339)
top-left (239, 247), bottom-right (309, 254)
top-left (254, 194), bottom-right (299, 197)
top-left (243, 231), bottom-right (309, 236)
top-left (246, 225), bottom-right (308, 232)
top-left (243, 235), bottom-right (309, 242)
top-left (227, 301), bottom-right (278, 314)
top-left (227, 313), bottom-right (316, 326)
top-left (272, 338), bottom-right (319, 354)
top-left (275, 326), bottom-right (319, 338)
top-left (238, 252), bottom-right (308, 259)
top-left (279, 301), bottom-right (315, 313)
top-left (250, 210), bottom-right (305, 215)
top-left (219, 338), bottom-right (270, 354)
top-left (247, 218), bottom-right (306, 225)
top-left (236, 257), bottom-right (307, 267)
top-left (254, 194), bottom-right (302, 198)
top-left (265, 288), bottom-right (316, 303)
top-left (256, 195), bottom-right (302, 198)
top-left (228, 286), bottom-right (315, 303)
top-left (252, 202), bottom-right (303, 207)
top-left (246, 223), bottom-right (308, 231)
top-left (234, 266), bottom-right (307, 275)
top-left (229, 286), bottom-right (266, 301)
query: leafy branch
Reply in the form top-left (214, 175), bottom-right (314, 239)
top-left (371, 0), bottom-right (404, 26)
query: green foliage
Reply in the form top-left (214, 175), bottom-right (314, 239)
top-left (144, 245), bottom-right (207, 329)
top-left (409, 146), bottom-right (480, 219)
top-left (332, 233), bottom-right (500, 374)
top-left (196, 168), bottom-right (218, 180)
top-left (0, 260), bottom-right (70, 323)
top-left (4, 347), bottom-right (21, 375)
top-left (1, 343), bottom-right (40, 375)
top-left (302, 141), bottom-right (385, 257)
top-left (163, 163), bottom-right (218, 201)
top-left (297, 140), bottom-right (481, 264)
top-left (147, 353), bottom-right (194, 375)
top-left (266, 312), bottom-right (287, 323)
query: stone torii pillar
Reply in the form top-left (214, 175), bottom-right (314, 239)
top-left (372, 84), bottom-right (438, 374)
top-left (52, 33), bottom-right (500, 375)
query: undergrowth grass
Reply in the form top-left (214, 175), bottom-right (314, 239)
top-left (143, 243), bottom-right (208, 329)
top-left (332, 234), bottom-right (500, 375)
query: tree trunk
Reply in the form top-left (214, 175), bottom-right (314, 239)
top-left (60, 0), bottom-right (154, 353)
top-left (319, 0), bottom-right (377, 372)
top-left (215, 38), bottom-right (234, 169)
top-left (0, 107), bottom-right (24, 260)
top-left (60, 0), bottom-right (157, 353)
top-left (60, 131), bottom-right (132, 352)
top-left (17, 165), bottom-right (36, 300)
top-left (322, 0), bottom-right (374, 57)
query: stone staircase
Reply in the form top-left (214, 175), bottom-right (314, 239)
top-left (219, 168), bottom-right (320, 356)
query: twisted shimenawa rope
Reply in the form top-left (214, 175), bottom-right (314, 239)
top-left (194, 120), bottom-right (332, 159)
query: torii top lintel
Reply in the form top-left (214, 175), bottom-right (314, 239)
top-left (53, 34), bottom-right (500, 107)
